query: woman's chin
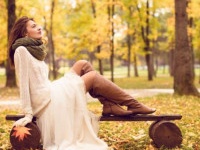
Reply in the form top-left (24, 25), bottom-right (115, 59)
top-left (33, 37), bottom-right (43, 40)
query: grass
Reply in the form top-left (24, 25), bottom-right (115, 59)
top-left (115, 76), bottom-right (200, 89)
top-left (103, 66), bottom-right (200, 89)
top-left (114, 76), bottom-right (174, 89)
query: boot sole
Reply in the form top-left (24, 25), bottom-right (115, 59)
top-left (102, 113), bottom-right (132, 117)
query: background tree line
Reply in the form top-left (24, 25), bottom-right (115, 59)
top-left (0, 0), bottom-right (199, 97)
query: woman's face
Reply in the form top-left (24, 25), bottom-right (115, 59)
top-left (26, 20), bottom-right (42, 40)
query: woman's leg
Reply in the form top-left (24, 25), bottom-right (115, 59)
top-left (71, 60), bottom-right (156, 116)
top-left (71, 60), bottom-right (132, 116)
top-left (81, 71), bottom-right (133, 116)
top-left (89, 73), bottom-right (156, 115)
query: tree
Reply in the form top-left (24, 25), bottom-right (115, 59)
top-left (174, 0), bottom-right (199, 96)
top-left (46, 0), bottom-right (57, 79)
top-left (136, 0), bottom-right (154, 81)
top-left (90, 0), bottom-right (104, 75)
top-left (144, 0), bottom-right (154, 81)
top-left (5, 0), bottom-right (17, 87)
top-left (107, 0), bottom-right (115, 82)
top-left (188, 0), bottom-right (200, 84)
top-left (0, 1), bottom-right (7, 64)
top-left (121, 0), bottom-right (139, 78)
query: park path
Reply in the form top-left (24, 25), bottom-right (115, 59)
top-left (0, 89), bottom-right (174, 110)
top-left (2, 88), bottom-right (200, 110)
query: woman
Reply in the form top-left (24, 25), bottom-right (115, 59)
top-left (9, 16), bottom-right (155, 149)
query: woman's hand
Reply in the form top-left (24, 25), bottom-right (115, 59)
top-left (13, 114), bottom-right (33, 127)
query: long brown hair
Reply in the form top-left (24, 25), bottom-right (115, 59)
top-left (8, 16), bottom-right (34, 67)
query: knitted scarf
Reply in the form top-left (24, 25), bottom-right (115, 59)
top-left (12, 37), bottom-right (47, 61)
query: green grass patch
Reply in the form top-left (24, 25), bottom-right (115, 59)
top-left (115, 76), bottom-right (200, 89)
top-left (103, 67), bottom-right (200, 89)
top-left (114, 76), bottom-right (174, 89)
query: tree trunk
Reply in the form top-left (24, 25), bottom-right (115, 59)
top-left (174, 0), bottom-right (199, 96)
top-left (137, 0), bottom-right (153, 81)
top-left (169, 48), bottom-right (174, 76)
top-left (145, 0), bottom-right (153, 81)
top-left (155, 56), bottom-right (158, 77)
top-left (90, 0), bottom-right (103, 75)
top-left (48, 0), bottom-right (57, 79)
top-left (187, 1), bottom-right (195, 78)
top-left (126, 6), bottom-right (134, 78)
top-left (97, 45), bottom-right (103, 75)
top-left (47, 32), bottom-right (56, 79)
top-left (133, 54), bottom-right (139, 77)
top-left (6, 0), bottom-right (17, 87)
top-left (108, 0), bottom-right (115, 82)
top-left (110, 0), bottom-right (115, 82)
top-left (127, 27), bottom-right (131, 78)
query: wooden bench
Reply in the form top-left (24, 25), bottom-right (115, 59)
top-left (6, 114), bottom-right (182, 149)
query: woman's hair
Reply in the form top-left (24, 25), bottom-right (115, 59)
top-left (8, 16), bottom-right (34, 67)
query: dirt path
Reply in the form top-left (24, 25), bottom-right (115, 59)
top-left (2, 88), bottom-right (200, 110)
top-left (0, 89), bottom-right (174, 110)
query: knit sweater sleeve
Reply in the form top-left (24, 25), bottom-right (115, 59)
top-left (14, 46), bottom-right (33, 115)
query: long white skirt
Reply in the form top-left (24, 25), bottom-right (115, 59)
top-left (36, 71), bottom-right (108, 150)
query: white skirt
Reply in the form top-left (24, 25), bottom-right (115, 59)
top-left (36, 71), bottom-right (108, 150)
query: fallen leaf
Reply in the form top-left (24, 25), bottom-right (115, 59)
top-left (11, 126), bottom-right (31, 141)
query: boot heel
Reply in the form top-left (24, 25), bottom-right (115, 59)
top-left (102, 104), bottom-right (133, 116)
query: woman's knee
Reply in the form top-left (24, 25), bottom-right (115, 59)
top-left (74, 60), bottom-right (88, 67)
top-left (71, 60), bottom-right (88, 75)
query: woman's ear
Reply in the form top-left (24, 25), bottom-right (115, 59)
top-left (23, 32), bottom-right (28, 37)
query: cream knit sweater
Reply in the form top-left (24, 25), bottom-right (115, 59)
top-left (14, 46), bottom-right (51, 117)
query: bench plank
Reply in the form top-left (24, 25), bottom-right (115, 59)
top-left (6, 114), bottom-right (182, 122)
top-left (100, 114), bottom-right (182, 121)
top-left (6, 115), bottom-right (36, 122)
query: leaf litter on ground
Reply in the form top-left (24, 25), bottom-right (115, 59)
top-left (0, 94), bottom-right (200, 150)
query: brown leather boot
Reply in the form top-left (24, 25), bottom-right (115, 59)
top-left (98, 97), bottom-right (132, 116)
top-left (80, 61), bottom-right (132, 116)
top-left (80, 61), bottom-right (94, 75)
top-left (89, 73), bottom-right (156, 115)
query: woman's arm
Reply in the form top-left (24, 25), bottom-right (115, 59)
top-left (13, 47), bottom-right (33, 126)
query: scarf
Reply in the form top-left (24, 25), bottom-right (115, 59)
top-left (12, 37), bottom-right (47, 61)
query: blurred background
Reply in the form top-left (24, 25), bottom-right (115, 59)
top-left (0, 0), bottom-right (200, 96)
